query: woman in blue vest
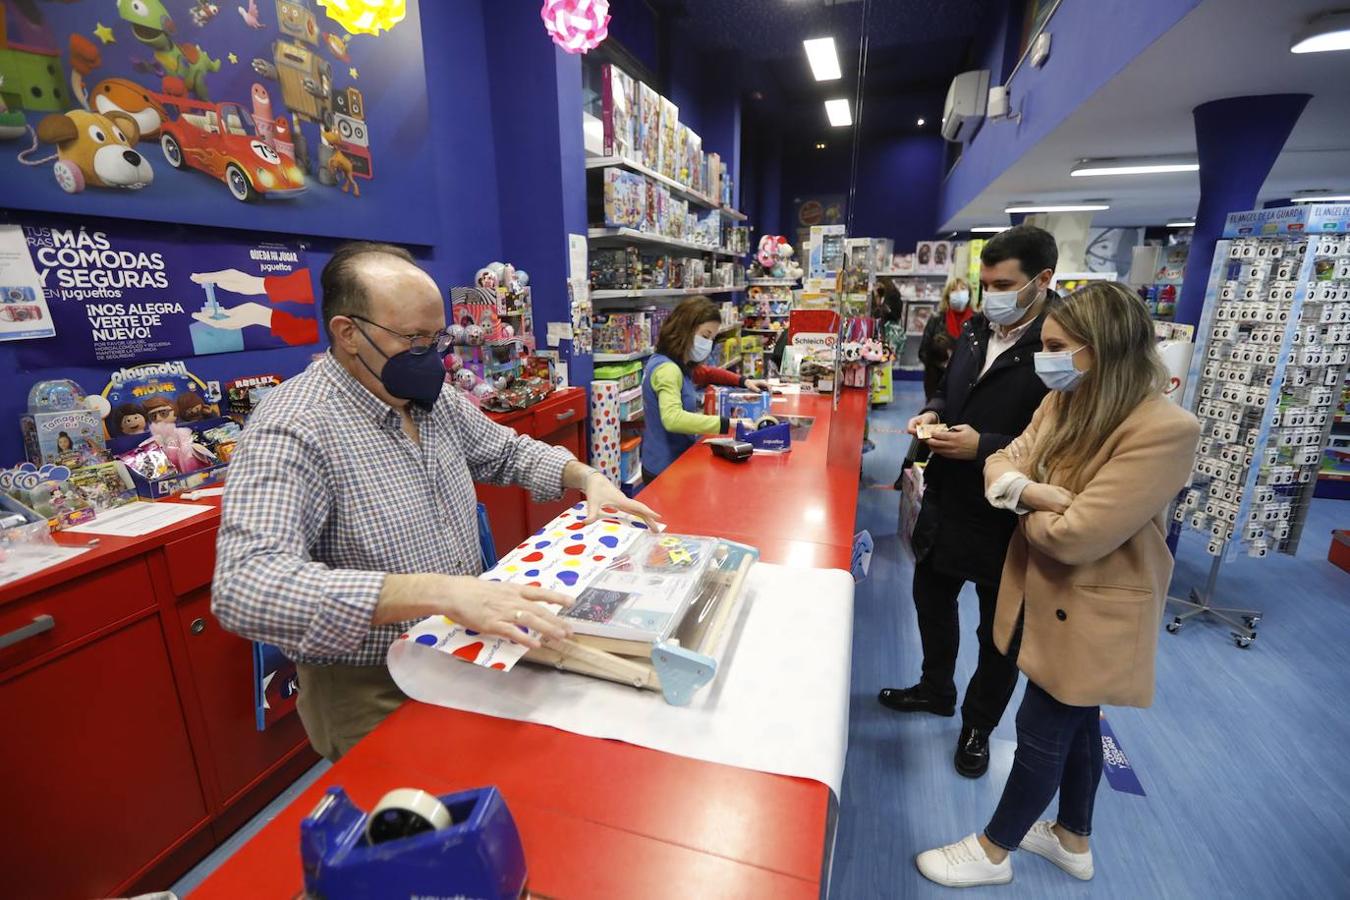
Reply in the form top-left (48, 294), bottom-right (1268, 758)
top-left (640, 296), bottom-right (767, 483)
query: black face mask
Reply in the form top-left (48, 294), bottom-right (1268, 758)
top-left (352, 320), bottom-right (446, 409)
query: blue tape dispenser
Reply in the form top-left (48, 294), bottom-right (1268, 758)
top-left (300, 784), bottom-right (527, 899)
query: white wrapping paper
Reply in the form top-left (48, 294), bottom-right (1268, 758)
top-left (388, 562), bottom-right (854, 795)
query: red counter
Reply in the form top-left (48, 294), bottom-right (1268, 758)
top-left (193, 388), bottom-right (868, 899)
top-left (0, 388), bottom-right (588, 900)
top-left (4, 386), bottom-right (866, 898)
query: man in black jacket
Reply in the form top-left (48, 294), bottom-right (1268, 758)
top-left (879, 225), bottom-right (1058, 778)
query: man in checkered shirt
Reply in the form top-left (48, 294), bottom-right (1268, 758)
top-left (213, 242), bottom-right (661, 760)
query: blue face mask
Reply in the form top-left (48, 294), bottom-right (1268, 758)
top-left (690, 335), bottom-right (714, 363)
top-left (1034, 345), bottom-right (1088, 391)
top-left (353, 320), bottom-right (447, 409)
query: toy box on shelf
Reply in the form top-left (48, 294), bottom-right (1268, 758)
top-left (95, 364), bottom-right (236, 499)
top-left (740, 335), bottom-right (765, 379)
top-left (20, 379), bottom-right (110, 468)
top-left (593, 360), bottom-right (644, 393)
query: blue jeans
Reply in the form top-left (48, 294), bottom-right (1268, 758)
top-left (984, 681), bottom-right (1104, 851)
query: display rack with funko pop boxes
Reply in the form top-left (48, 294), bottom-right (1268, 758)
top-left (1166, 204), bottom-right (1350, 648)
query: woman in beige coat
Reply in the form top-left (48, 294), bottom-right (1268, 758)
top-left (916, 281), bottom-right (1200, 888)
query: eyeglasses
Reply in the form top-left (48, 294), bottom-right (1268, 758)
top-left (351, 316), bottom-right (453, 356)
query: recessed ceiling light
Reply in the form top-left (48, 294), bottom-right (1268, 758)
top-left (1291, 10), bottom-right (1350, 53)
top-left (1070, 157), bottom-right (1199, 177)
top-left (803, 37), bottom-right (842, 81)
top-left (1291, 192), bottom-right (1350, 203)
top-left (1004, 203), bottom-right (1110, 213)
top-left (825, 98), bottom-right (852, 127)
top-left (815, 142), bottom-right (827, 150)
top-left (1166, 220), bottom-right (1196, 228)
top-left (971, 226), bottom-right (1008, 233)
top-left (916, 117), bottom-right (925, 126)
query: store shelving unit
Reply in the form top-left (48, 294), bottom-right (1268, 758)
top-left (587, 227), bottom-right (743, 260)
top-left (594, 348), bottom-right (653, 363)
top-left (591, 286), bottom-right (745, 300)
top-left (878, 270), bottom-right (948, 374)
top-left (586, 155), bottom-right (720, 209)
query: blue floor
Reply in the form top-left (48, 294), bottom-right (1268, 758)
top-left (831, 381), bottom-right (1350, 899)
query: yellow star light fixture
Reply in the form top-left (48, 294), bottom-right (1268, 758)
top-left (93, 22), bottom-right (116, 44)
top-left (318, 0), bottom-right (407, 37)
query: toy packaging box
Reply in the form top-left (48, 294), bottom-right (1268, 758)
top-left (601, 64), bottom-right (636, 159)
top-left (602, 168), bottom-right (646, 229)
top-left (716, 389), bottom-right (773, 422)
top-left (658, 97), bottom-right (680, 181)
top-left (674, 126), bottom-right (691, 187)
top-left (638, 82), bottom-right (662, 171)
top-left (706, 151), bottom-right (722, 204)
top-left (686, 130), bottom-right (703, 194)
top-left (22, 408), bottom-right (107, 467)
top-left (590, 247), bottom-right (641, 290)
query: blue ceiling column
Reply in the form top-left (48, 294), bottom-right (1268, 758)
top-left (481, 1), bottom-right (592, 388)
top-left (1174, 94), bottom-right (1310, 327)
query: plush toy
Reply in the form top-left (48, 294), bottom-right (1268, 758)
top-left (475, 267), bottom-right (498, 291)
top-left (840, 342), bottom-right (862, 365)
top-left (776, 239), bottom-right (803, 280)
top-left (756, 234), bottom-right (778, 271)
top-left (860, 338), bottom-right (888, 364)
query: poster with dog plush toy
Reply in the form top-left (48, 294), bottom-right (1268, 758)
top-left (0, 0), bottom-right (433, 242)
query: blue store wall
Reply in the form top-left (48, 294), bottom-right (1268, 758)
top-left (776, 133), bottom-right (945, 250)
top-left (0, 0), bottom-right (562, 464)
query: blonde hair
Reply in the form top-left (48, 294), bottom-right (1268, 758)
top-left (1030, 281), bottom-right (1167, 485)
top-left (939, 278), bottom-right (969, 313)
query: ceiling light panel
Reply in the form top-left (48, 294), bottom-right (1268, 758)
top-left (825, 98), bottom-right (852, 127)
top-left (803, 37), bottom-right (842, 81)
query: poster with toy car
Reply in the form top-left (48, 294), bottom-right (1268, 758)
top-left (14, 219), bottom-right (317, 368)
top-left (0, 224), bottom-right (55, 341)
top-left (0, 0), bottom-right (433, 243)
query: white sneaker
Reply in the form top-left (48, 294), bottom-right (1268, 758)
top-left (915, 833), bottom-right (1013, 887)
top-left (1019, 820), bottom-right (1095, 880)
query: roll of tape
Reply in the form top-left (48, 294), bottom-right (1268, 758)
top-left (755, 415), bottom-right (780, 430)
top-left (365, 788), bottom-right (454, 845)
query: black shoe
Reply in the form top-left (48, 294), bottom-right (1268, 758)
top-left (877, 684), bottom-right (956, 716)
top-left (954, 725), bottom-right (991, 778)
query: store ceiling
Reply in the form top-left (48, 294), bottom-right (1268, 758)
top-left (646, 0), bottom-right (991, 138)
top-left (942, 0), bottom-right (1350, 231)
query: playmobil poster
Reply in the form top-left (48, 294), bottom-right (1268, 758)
top-left (14, 219), bottom-right (317, 367)
top-left (0, 0), bottom-right (434, 243)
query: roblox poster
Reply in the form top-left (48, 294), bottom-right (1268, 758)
top-left (0, 0), bottom-right (435, 242)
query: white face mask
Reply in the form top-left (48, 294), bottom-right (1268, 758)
top-left (982, 278), bottom-right (1042, 326)
top-left (948, 290), bottom-right (969, 312)
top-left (690, 335), bottom-right (713, 363)
top-left (1034, 345), bottom-right (1087, 391)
